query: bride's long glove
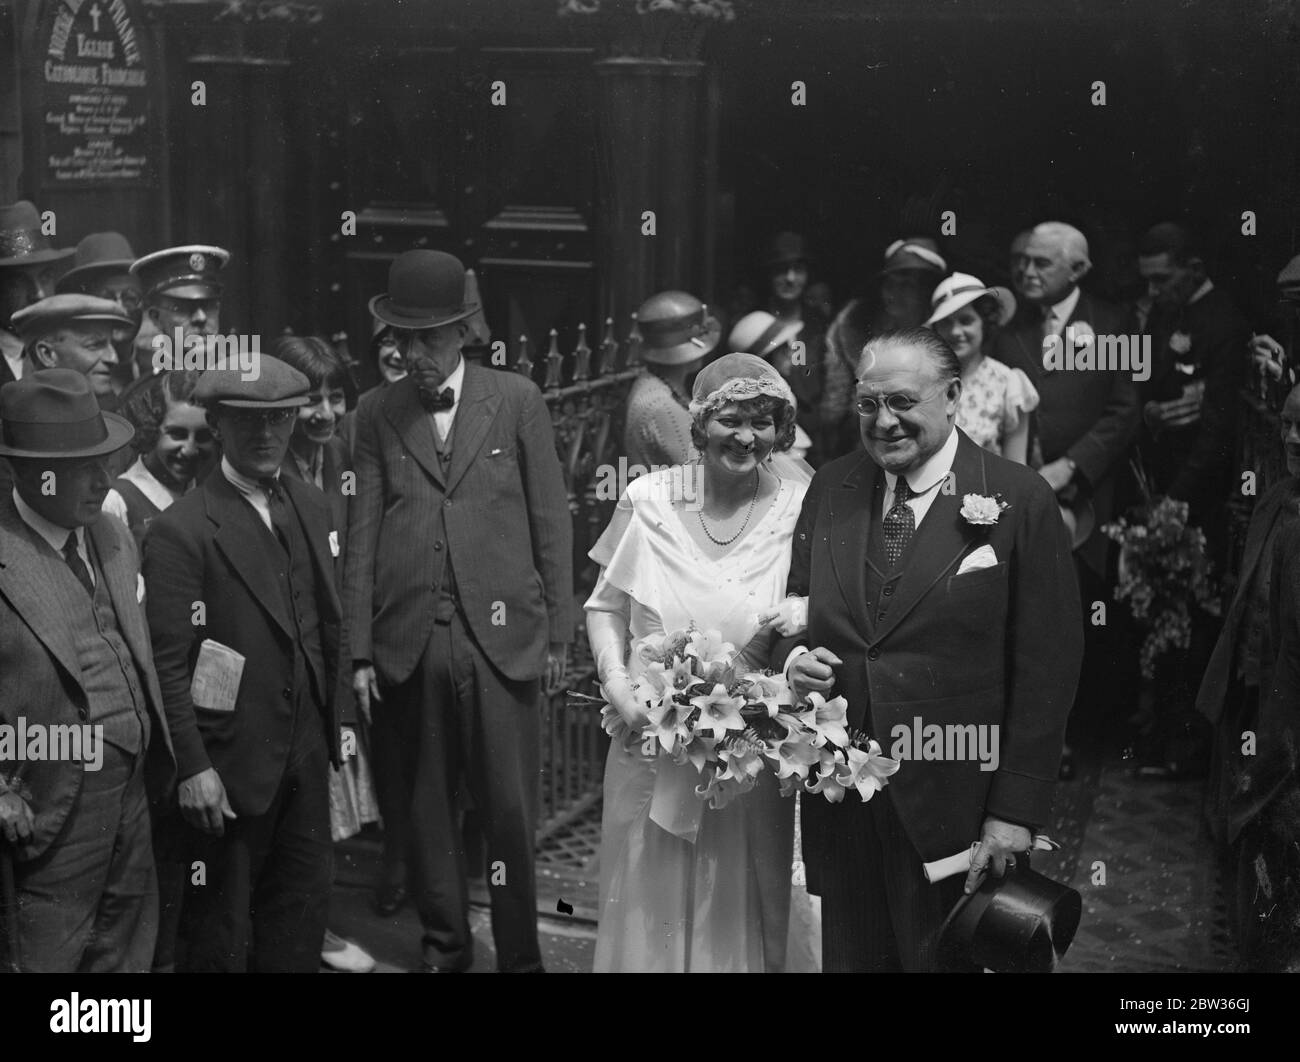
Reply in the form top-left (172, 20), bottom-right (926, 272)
top-left (587, 608), bottom-right (648, 730)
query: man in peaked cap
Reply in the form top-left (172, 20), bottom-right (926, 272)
top-left (344, 249), bottom-right (572, 972)
top-left (0, 369), bottom-right (175, 972)
top-left (130, 244), bottom-right (229, 379)
top-left (11, 294), bottom-right (133, 403)
top-left (143, 355), bottom-right (343, 972)
top-left (57, 232), bottom-right (144, 386)
top-left (0, 200), bottom-right (75, 388)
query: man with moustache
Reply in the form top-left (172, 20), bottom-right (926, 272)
top-left (995, 221), bottom-right (1140, 775)
top-left (56, 232), bottom-right (145, 390)
top-left (774, 328), bottom-right (1081, 972)
top-left (129, 245), bottom-right (229, 379)
top-left (343, 250), bottom-right (572, 972)
top-left (0, 201), bottom-right (74, 388)
top-left (143, 357), bottom-right (342, 971)
top-left (0, 369), bottom-right (175, 972)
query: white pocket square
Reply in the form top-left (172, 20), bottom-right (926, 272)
top-left (957, 544), bottom-right (998, 574)
top-left (328, 530), bottom-right (340, 558)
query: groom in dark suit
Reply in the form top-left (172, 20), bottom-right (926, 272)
top-left (344, 250), bottom-right (572, 973)
top-left (776, 328), bottom-right (1082, 972)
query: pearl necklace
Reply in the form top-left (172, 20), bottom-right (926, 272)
top-left (697, 469), bottom-right (761, 547)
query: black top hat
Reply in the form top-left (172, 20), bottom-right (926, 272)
top-left (0, 368), bottom-right (134, 458)
top-left (938, 865), bottom-right (1082, 973)
top-left (0, 201), bottom-right (75, 269)
top-left (369, 250), bottom-right (478, 331)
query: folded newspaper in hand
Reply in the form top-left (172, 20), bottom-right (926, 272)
top-left (190, 639), bottom-right (245, 713)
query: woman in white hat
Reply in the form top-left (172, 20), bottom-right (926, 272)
top-left (926, 272), bottom-right (1039, 464)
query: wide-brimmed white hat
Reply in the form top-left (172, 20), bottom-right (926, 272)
top-left (727, 311), bottom-right (803, 360)
top-left (926, 272), bottom-right (1016, 327)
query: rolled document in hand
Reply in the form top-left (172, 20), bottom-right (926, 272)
top-left (922, 835), bottom-right (1060, 883)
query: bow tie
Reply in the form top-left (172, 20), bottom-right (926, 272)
top-left (419, 386), bottom-right (455, 412)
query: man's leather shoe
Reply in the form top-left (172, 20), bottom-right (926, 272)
top-left (374, 881), bottom-right (408, 917)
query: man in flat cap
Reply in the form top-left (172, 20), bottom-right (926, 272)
top-left (0, 369), bottom-right (175, 972)
top-left (0, 200), bottom-right (74, 388)
top-left (11, 294), bottom-right (133, 404)
top-left (143, 355), bottom-right (343, 972)
top-left (130, 244), bottom-right (229, 379)
top-left (344, 249), bottom-right (572, 972)
top-left (57, 232), bottom-right (144, 388)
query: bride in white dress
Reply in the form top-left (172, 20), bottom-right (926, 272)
top-left (586, 353), bottom-right (818, 972)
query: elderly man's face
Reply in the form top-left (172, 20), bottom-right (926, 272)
top-left (1279, 387), bottom-right (1300, 478)
top-left (13, 456), bottom-right (114, 528)
top-left (1013, 233), bottom-right (1082, 307)
top-left (856, 341), bottom-right (959, 475)
top-left (33, 324), bottom-right (119, 396)
top-left (397, 322), bottom-right (465, 394)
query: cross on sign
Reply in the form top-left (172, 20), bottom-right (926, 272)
top-left (90, 3), bottom-right (102, 32)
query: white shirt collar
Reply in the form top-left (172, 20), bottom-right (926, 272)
top-left (1188, 278), bottom-right (1214, 306)
top-left (1045, 286), bottom-right (1081, 328)
top-left (221, 455), bottom-right (278, 531)
top-left (883, 424), bottom-right (960, 496)
top-left (12, 488), bottom-right (85, 556)
top-left (1, 329), bottom-right (23, 379)
top-left (122, 456), bottom-right (186, 511)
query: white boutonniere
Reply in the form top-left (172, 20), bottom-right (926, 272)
top-left (960, 493), bottom-right (1009, 526)
top-left (1169, 331), bottom-right (1192, 355)
top-left (1067, 320), bottom-right (1095, 349)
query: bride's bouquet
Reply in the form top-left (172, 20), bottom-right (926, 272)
top-left (579, 624), bottom-right (899, 808)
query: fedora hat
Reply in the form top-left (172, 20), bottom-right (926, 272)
top-left (0, 368), bottom-right (133, 458)
top-left (0, 200), bottom-right (74, 269)
top-left (369, 250), bottom-right (478, 331)
top-left (56, 232), bottom-right (138, 295)
top-left (925, 271), bottom-right (1016, 327)
top-left (938, 864), bottom-right (1083, 973)
top-left (635, 290), bottom-right (721, 366)
top-left (880, 236), bottom-right (947, 276)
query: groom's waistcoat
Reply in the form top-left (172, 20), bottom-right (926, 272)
top-left (864, 482), bottom-right (907, 634)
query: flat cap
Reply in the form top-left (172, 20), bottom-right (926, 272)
top-left (130, 244), bottom-right (229, 300)
top-left (193, 353), bottom-right (310, 409)
top-left (10, 293), bottom-right (133, 339)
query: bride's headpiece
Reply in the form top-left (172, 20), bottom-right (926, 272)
top-left (688, 352), bottom-right (797, 419)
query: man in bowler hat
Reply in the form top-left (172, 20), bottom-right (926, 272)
top-left (0, 369), bottom-right (175, 971)
top-left (143, 356), bottom-right (343, 971)
top-left (344, 249), bottom-right (573, 972)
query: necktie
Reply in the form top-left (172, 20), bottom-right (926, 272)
top-left (1041, 306), bottom-right (1056, 345)
top-left (261, 478), bottom-right (291, 549)
top-left (883, 478), bottom-right (916, 567)
top-left (419, 386), bottom-right (455, 412)
top-left (62, 531), bottom-right (94, 597)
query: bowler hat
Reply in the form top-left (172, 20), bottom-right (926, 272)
top-left (369, 250), bottom-right (478, 331)
top-left (194, 354), bottom-right (309, 409)
top-left (56, 232), bottom-right (138, 295)
top-left (880, 236), bottom-right (947, 276)
top-left (635, 291), bottom-right (721, 366)
top-left (0, 368), bottom-right (134, 458)
top-left (11, 294), bottom-right (134, 340)
top-left (0, 201), bottom-right (74, 269)
top-left (130, 244), bottom-right (229, 301)
top-left (938, 864), bottom-right (1082, 973)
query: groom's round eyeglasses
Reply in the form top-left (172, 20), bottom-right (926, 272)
top-left (855, 382), bottom-right (949, 418)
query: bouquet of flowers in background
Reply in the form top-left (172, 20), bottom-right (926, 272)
top-left (582, 624), bottom-right (899, 807)
top-left (1103, 461), bottom-right (1221, 679)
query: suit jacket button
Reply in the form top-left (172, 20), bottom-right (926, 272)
top-left (434, 541), bottom-right (444, 551)
top-left (883, 585), bottom-right (894, 596)
top-left (868, 647), bottom-right (880, 660)
top-left (78, 707), bottom-right (88, 720)
top-left (282, 687), bottom-right (293, 700)
top-left (444, 499), bottom-right (452, 508)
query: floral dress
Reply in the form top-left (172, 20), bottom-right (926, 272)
top-left (956, 355), bottom-right (1040, 457)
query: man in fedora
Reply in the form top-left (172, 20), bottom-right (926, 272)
top-left (344, 249), bottom-right (572, 972)
top-left (143, 356), bottom-right (343, 972)
top-left (0, 369), bottom-right (175, 972)
top-left (0, 200), bottom-right (74, 387)
top-left (820, 236), bottom-right (949, 461)
top-left (129, 244), bottom-right (229, 379)
top-left (623, 290), bottom-right (721, 470)
top-left (57, 232), bottom-right (144, 387)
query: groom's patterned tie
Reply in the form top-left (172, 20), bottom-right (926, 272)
top-left (883, 478), bottom-right (915, 567)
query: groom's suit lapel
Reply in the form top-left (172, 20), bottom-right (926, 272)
top-left (828, 453), bottom-right (877, 639)
top-left (868, 430), bottom-right (988, 648)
